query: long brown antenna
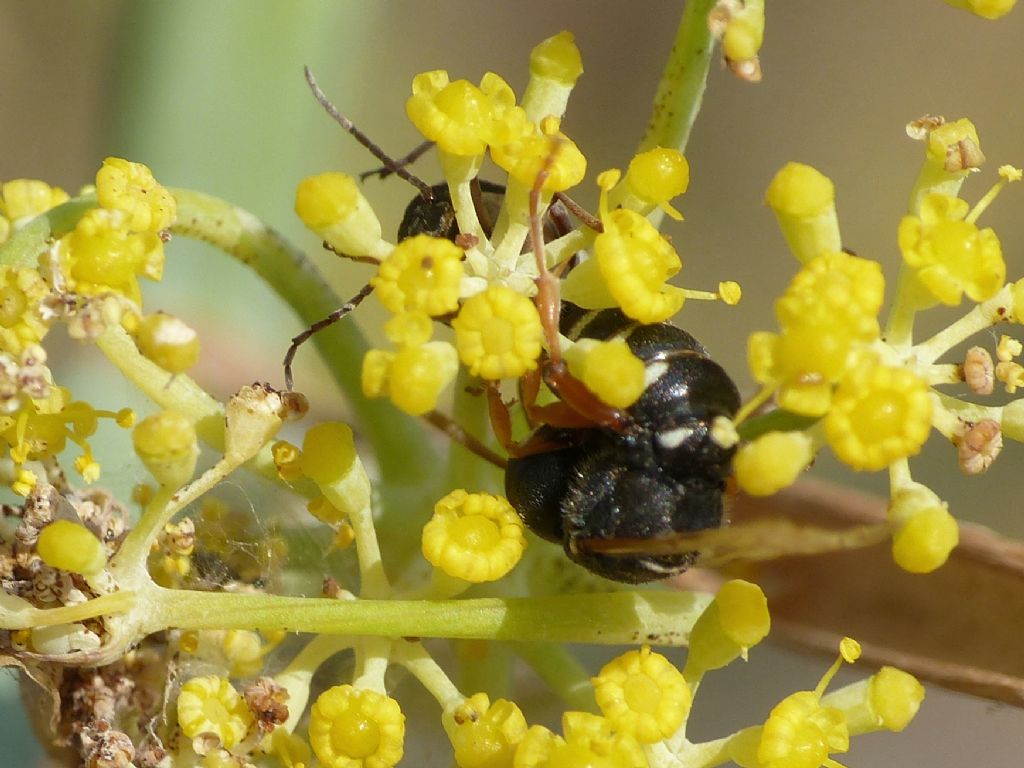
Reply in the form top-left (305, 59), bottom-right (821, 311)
top-left (303, 65), bottom-right (434, 201)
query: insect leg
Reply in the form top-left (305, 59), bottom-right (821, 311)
top-left (527, 149), bottom-right (632, 433)
top-left (304, 65), bottom-right (434, 202)
top-left (283, 282), bottom-right (375, 391)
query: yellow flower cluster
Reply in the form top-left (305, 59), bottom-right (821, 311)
top-left (0, 158), bottom-right (186, 493)
top-left (740, 116), bottom-right (1024, 577)
top-left (291, 29), bottom-right (739, 428)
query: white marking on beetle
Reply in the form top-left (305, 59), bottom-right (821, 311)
top-left (644, 361), bottom-right (669, 388)
top-left (657, 425), bottom-right (695, 450)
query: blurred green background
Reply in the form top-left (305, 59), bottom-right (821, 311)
top-left (2, 1), bottom-right (1023, 764)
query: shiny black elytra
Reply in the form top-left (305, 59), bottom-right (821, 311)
top-left (504, 303), bottom-right (741, 583)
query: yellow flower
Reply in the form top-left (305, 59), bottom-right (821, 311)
top-left (490, 117), bottom-right (587, 193)
top-left (308, 685), bottom-right (405, 768)
top-left (422, 490), bottom-right (526, 583)
top-left (0, 266), bottom-right (53, 355)
top-left (765, 162), bottom-right (841, 263)
top-left (295, 172), bottom-right (387, 258)
top-left (176, 675), bottom-right (254, 749)
top-left (95, 156), bottom-right (176, 232)
top-left (58, 208), bottom-right (164, 305)
top-left (684, 580), bottom-right (770, 680)
top-left (443, 692), bottom-right (527, 768)
top-left (134, 311), bottom-right (200, 374)
top-left (774, 252), bottom-right (884, 342)
top-left (0, 179), bottom-right (69, 239)
top-left (594, 183), bottom-right (685, 323)
top-left (564, 338), bottom-right (645, 409)
top-left (942, 0), bottom-right (1017, 19)
top-left (825, 360), bottom-right (932, 471)
top-left (300, 422), bottom-right (371, 518)
top-left (514, 712), bottom-right (648, 768)
top-left (406, 71), bottom-right (522, 156)
top-left (362, 340), bottom-right (459, 416)
top-left (622, 147), bottom-right (690, 220)
top-left (592, 646), bottom-right (691, 744)
top-left (132, 410), bottom-right (199, 488)
top-left (888, 483), bottom-right (958, 573)
top-left (898, 193), bottom-right (1005, 306)
top-left (452, 286), bottom-right (542, 380)
top-left (756, 639), bottom-right (861, 768)
top-left (372, 234), bottom-right (464, 316)
top-left (733, 430), bottom-right (814, 497)
top-left (748, 324), bottom-right (854, 416)
top-left (36, 519), bottom-right (107, 576)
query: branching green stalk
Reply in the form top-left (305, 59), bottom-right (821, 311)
top-left (169, 188), bottom-right (435, 485)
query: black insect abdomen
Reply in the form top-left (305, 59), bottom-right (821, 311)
top-left (505, 304), bottom-right (741, 583)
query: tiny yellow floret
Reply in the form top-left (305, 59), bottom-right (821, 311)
top-left (0, 266), bottom-right (53, 355)
top-left (490, 121), bottom-right (587, 193)
top-left (388, 341), bottom-right (459, 415)
top-left (825, 361), bottom-right (932, 471)
top-left (452, 286), bottom-right (542, 380)
top-left (176, 675), bottom-right (254, 749)
top-left (765, 162), bottom-right (841, 263)
top-left (58, 208), bottom-right (164, 305)
top-left (891, 505), bottom-right (959, 573)
top-left (135, 312), bottom-right (200, 374)
top-left (422, 489), bottom-right (526, 583)
top-left (942, 0), bottom-right (1017, 21)
top-left (0, 179), bottom-right (69, 223)
top-left (564, 338), bottom-right (645, 409)
top-left (734, 431), bottom-right (814, 496)
top-left (301, 422), bottom-right (371, 518)
top-left (529, 31), bottom-right (584, 85)
top-left (373, 234), bottom-right (464, 316)
top-left (308, 685), bottom-right (405, 768)
top-left (295, 172), bottom-right (385, 258)
top-left (625, 148), bottom-right (690, 220)
top-left (595, 208), bottom-right (685, 323)
top-left (766, 163), bottom-right (835, 219)
top-left (513, 712), bottom-right (647, 768)
top-left (406, 71), bottom-right (520, 156)
top-left (300, 422), bottom-right (358, 486)
top-left (898, 193), bottom-right (1005, 306)
top-left (36, 519), bottom-right (106, 575)
top-left (132, 410), bottom-right (198, 487)
top-left (685, 579), bottom-right (770, 678)
top-left (592, 645), bottom-right (691, 744)
top-left (443, 692), bottom-right (527, 768)
top-left (96, 157), bottom-right (176, 232)
top-left (868, 667), bottom-right (926, 732)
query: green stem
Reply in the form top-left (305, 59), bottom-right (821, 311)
top-left (96, 325), bottom-right (311, 494)
top-left (637, 0), bottom-right (717, 157)
top-left (0, 195), bottom-right (98, 268)
top-left (169, 187), bottom-right (434, 486)
top-left (145, 587), bottom-right (710, 646)
top-left (514, 642), bottom-right (597, 712)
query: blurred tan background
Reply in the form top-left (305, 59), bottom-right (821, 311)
top-left (2, 1), bottom-right (1022, 764)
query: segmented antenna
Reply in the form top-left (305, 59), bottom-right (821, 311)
top-left (303, 65), bottom-right (434, 201)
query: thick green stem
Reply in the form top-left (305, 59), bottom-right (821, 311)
top-left (146, 587), bottom-right (711, 646)
top-left (637, 0), bottom-right (717, 157)
top-left (169, 188), bottom-right (434, 485)
top-left (514, 642), bottom-right (597, 712)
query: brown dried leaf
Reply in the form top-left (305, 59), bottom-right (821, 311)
top-left (727, 479), bottom-right (1024, 707)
